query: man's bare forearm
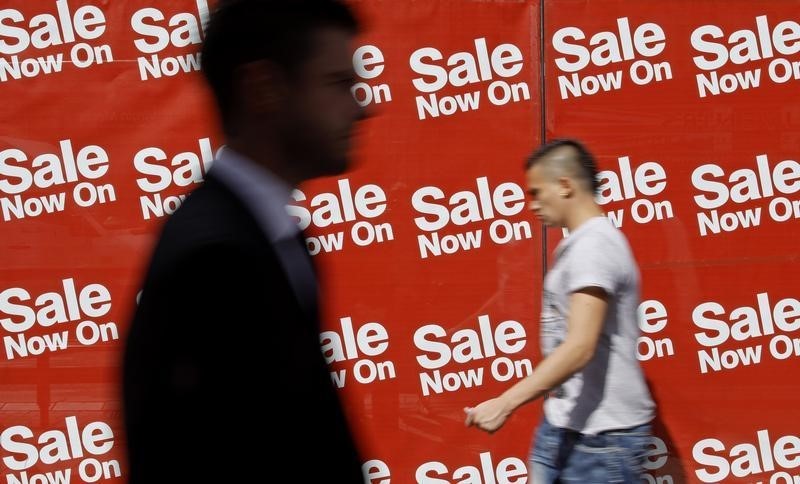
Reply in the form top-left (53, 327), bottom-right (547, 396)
top-left (500, 338), bottom-right (595, 411)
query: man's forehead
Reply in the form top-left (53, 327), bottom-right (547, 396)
top-left (306, 27), bottom-right (356, 67)
top-left (526, 164), bottom-right (548, 185)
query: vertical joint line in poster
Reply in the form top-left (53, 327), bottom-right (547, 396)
top-left (538, 0), bottom-right (548, 277)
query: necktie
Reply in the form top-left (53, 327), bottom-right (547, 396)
top-left (275, 231), bottom-right (319, 322)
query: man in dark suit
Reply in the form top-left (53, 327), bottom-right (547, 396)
top-left (122, 1), bottom-right (365, 482)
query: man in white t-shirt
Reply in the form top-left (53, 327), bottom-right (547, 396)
top-left (465, 139), bottom-right (655, 483)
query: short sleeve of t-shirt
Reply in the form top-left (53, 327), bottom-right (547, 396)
top-left (565, 234), bottom-right (619, 296)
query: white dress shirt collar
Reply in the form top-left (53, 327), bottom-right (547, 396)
top-left (209, 147), bottom-right (299, 243)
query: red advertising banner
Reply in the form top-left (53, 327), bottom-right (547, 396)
top-left (302, 1), bottom-right (542, 480)
top-left (544, 1), bottom-right (800, 483)
top-left (0, 1), bottom-right (220, 482)
top-left (2, 0), bottom-right (798, 483)
top-left (0, 0), bottom-right (542, 482)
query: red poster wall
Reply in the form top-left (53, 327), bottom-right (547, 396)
top-left (306, 1), bottom-right (543, 479)
top-left (0, 1), bottom-right (542, 482)
top-left (1, 0), bottom-right (799, 483)
top-left (544, 1), bottom-right (800, 482)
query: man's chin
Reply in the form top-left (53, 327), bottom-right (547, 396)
top-left (318, 156), bottom-right (350, 177)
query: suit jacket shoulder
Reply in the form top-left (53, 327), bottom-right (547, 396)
top-left (124, 174), bottom-right (363, 484)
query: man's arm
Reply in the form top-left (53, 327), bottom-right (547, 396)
top-left (464, 286), bottom-right (608, 433)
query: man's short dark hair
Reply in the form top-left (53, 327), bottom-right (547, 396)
top-left (201, 0), bottom-right (359, 134)
top-left (525, 138), bottom-right (599, 194)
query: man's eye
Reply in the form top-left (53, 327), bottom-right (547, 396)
top-left (332, 77), bottom-right (354, 87)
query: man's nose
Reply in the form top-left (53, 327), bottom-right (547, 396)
top-left (350, 89), bottom-right (370, 121)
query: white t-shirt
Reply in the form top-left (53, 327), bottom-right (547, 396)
top-left (541, 216), bottom-right (655, 434)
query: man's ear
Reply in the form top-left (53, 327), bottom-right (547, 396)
top-left (234, 60), bottom-right (287, 116)
top-left (558, 176), bottom-right (574, 198)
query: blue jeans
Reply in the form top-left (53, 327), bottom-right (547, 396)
top-left (529, 418), bottom-right (651, 483)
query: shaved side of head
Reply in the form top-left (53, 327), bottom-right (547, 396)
top-left (525, 139), bottom-right (598, 195)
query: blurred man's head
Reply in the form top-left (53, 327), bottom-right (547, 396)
top-left (524, 139), bottom-right (599, 227)
top-left (201, 0), bottom-right (363, 180)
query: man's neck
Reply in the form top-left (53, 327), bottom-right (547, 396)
top-left (564, 201), bottom-right (604, 232)
top-left (226, 138), bottom-right (304, 187)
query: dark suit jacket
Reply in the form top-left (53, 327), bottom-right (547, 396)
top-left (123, 174), bottom-right (363, 483)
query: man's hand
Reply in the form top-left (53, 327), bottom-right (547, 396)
top-left (464, 397), bottom-right (512, 433)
